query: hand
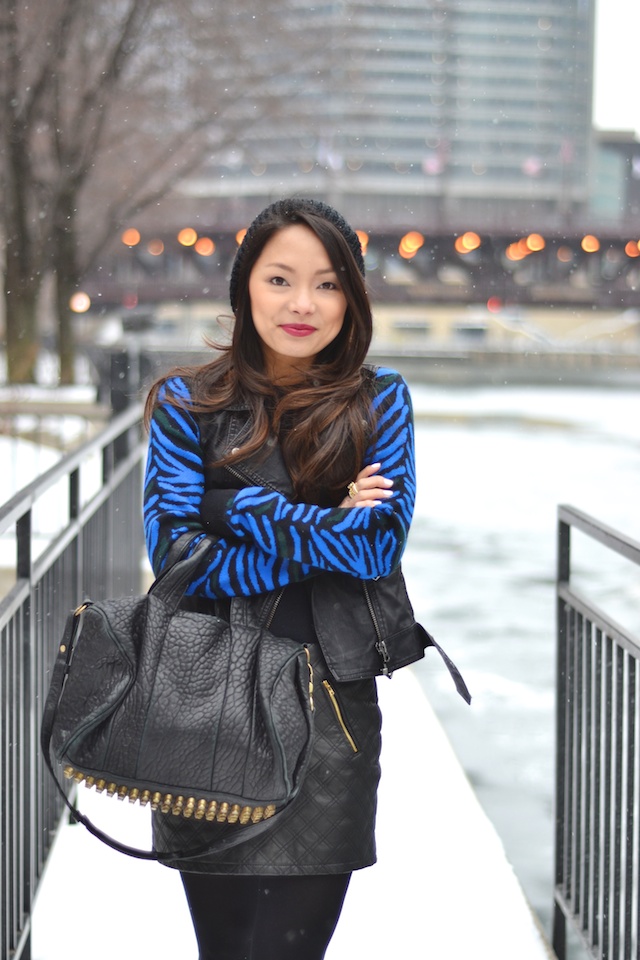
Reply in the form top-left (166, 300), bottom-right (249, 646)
top-left (339, 462), bottom-right (394, 508)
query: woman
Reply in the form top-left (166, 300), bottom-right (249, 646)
top-left (143, 198), bottom-right (466, 959)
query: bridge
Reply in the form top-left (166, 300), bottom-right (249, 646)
top-left (80, 226), bottom-right (640, 315)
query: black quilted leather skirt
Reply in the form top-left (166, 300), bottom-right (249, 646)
top-left (152, 642), bottom-right (382, 875)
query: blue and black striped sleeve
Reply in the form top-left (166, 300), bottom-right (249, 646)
top-left (143, 378), bottom-right (316, 598)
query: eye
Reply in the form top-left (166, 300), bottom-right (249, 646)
top-left (269, 276), bottom-right (288, 286)
top-left (319, 280), bottom-right (339, 290)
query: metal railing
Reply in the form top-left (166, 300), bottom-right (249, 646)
top-left (553, 505), bottom-right (640, 960)
top-left (0, 403), bottom-right (146, 960)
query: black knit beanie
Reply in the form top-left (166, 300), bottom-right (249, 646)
top-left (229, 198), bottom-right (365, 311)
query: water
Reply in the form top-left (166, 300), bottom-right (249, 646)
top-left (400, 383), bottom-right (640, 936)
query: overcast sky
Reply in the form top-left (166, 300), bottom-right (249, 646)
top-left (593, 0), bottom-right (640, 135)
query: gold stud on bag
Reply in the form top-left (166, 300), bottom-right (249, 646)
top-left (61, 753), bottom-right (305, 829)
top-left (41, 536), bottom-right (315, 862)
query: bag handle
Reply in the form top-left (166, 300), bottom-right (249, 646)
top-left (148, 534), bottom-right (211, 612)
top-left (39, 539), bottom-right (294, 862)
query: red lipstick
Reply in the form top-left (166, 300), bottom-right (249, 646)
top-left (280, 324), bottom-right (316, 337)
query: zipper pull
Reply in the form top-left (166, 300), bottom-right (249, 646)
top-left (376, 639), bottom-right (393, 678)
top-left (305, 646), bottom-right (315, 711)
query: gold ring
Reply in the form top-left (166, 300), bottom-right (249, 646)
top-left (347, 481), bottom-right (359, 499)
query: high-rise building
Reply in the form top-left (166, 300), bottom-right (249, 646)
top-left (182, 0), bottom-right (596, 233)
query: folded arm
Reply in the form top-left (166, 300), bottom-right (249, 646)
top-left (199, 370), bottom-right (416, 580)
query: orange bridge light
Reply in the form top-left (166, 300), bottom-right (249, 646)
top-left (399, 231), bottom-right (425, 259)
top-left (178, 227), bottom-right (198, 247)
top-left (121, 228), bottom-right (140, 247)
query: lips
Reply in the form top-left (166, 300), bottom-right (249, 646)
top-left (280, 324), bottom-right (317, 337)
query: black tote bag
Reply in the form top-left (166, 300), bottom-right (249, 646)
top-left (41, 538), bottom-right (315, 860)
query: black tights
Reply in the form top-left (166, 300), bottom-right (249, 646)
top-left (181, 872), bottom-right (351, 960)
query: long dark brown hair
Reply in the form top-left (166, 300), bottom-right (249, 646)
top-left (145, 199), bottom-right (375, 506)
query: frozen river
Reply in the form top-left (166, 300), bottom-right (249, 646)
top-left (401, 382), bottom-right (640, 935)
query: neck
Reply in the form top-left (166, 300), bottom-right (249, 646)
top-left (264, 355), bottom-right (313, 386)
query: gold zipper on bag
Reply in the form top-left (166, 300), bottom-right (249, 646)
top-left (322, 680), bottom-right (358, 753)
top-left (306, 647), bottom-right (315, 711)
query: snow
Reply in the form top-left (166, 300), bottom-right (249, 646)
top-left (0, 386), bottom-right (108, 567)
top-left (31, 670), bottom-right (554, 959)
top-left (0, 385), bottom-right (100, 506)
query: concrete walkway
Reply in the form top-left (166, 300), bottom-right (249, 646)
top-left (32, 669), bottom-right (555, 959)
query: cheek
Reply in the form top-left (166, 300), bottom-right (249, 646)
top-left (333, 304), bottom-right (347, 331)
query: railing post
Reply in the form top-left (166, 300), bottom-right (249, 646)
top-left (552, 906), bottom-right (566, 960)
top-left (553, 512), bottom-right (571, 960)
top-left (557, 513), bottom-right (571, 585)
top-left (16, 510), bottom-right (33, 959)
top-left (69, 466), bottom-right (82, 607)
top-left (69, 468), bottom-right (80, 521)
top-left (16, 512), bottom-right (31, 583)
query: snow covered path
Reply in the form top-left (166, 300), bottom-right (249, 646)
top-left (32, 668), bottom-right (554, 959)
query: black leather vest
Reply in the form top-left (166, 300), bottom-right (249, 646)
top-left (196, 403), bottom-right (470, 702)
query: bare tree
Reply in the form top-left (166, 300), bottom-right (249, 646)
top-left (0, 0), bottom-right (317, 383)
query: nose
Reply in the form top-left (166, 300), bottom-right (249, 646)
top-left (289, 287), bottom-right (316, 316)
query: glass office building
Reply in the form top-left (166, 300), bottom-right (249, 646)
top-left (182, 0), bottom-right (596, 233)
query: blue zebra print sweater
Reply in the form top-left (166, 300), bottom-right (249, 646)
top-left (143, 367), bottom-right (416, 599)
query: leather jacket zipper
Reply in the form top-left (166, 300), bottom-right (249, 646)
top-left (362, 581), bottom-right (392, 677)
top-left (226, 462), bottom-right (279, 494)
top-left (322, 680), bottom-right (358, 752)
top-left (263, 589), bottom-right (285, 630)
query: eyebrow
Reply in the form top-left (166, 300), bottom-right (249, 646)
top-left (263, 262), bottom-right (336, 276)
